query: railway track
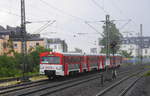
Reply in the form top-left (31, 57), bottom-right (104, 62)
top-left (118, 76), bottom-right (143, 96)
top-left (18, 68), bottom-right (142, 96)
top-left (96, 69), bottom-right (147, 96)
top-left (0, 79), bottom-right (50, 95)
top-left (0, 69), bottom-right (129, 96)
top-left (0, 72), bottom-right (101, 96)
top-left (0, 64), bottom-right (144, 96)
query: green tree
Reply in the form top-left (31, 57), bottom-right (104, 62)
top-left (27, 46), bottom-right (52, 72)
top-left (100, 22), bottom-right (122, 54)
top-left (120, 50), bottom-right (132, 58)
top-left (7, 39), bottom-right (15, 54)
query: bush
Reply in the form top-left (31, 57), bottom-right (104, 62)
top-left (0, 55), bottom-right (21, 77)
top-left (0, 46), bottom-right (52, 78)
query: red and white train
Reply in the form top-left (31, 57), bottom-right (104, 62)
top-left (39, 52), bottom-right (122, 78)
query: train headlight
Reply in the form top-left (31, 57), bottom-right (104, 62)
top-left (40, 65), bottom-right (44, 69)
top-left (56, 66), bottom-right (62, 70)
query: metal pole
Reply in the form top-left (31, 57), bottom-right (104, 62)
top-left (62, 40), bottom-right (65, 52)
top-left (106, 15), bottom-right (110, 60)
top-left (103, 15), bottom-right (112, 82)
top-left (112, 47), bottom-right (116, 80)
top-left (140, 24), bottom-right (143, 64)
top-left (21, 0), bottom-right (28, 81)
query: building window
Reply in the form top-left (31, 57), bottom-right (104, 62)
top-left (59, 45), bottom-right (61, 49)
top-left (36, 43), bottom-right (39, 46)
top-left (145, 49), bottom-right (148, 54)
top-left (14, 43), bottom-right (17, 48)
top-left (29, 43), bottom-right (33, 47)
top-left (144, 39), bottom-right (149, 41)
top-left (54, 45), bottom-right (57, 49)
top-left (3, 42), bottom-right (7, 49)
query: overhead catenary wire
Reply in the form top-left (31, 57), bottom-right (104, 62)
top-left (119, 19), bottom-right (132, 30)
top-left (39, 0), bottom-right (88, 22)
top-left (91, 0), bottom-right (109, 14)
top-left (91, 0), bottom-right (118, 21)
top-left (92, 0), bottom-right (138, 33)
top-left (84, 21), bottom-right (103, 36)
top-left (0, 8), bottom-right (33, 21)
top-left (109, 0), bottom-right (139, 32)
top-left (33, 20), bottom-right (56, 34)
top-left (39, 0), bottom-right (106, 38)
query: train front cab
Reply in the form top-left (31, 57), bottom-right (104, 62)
top-left (40, 52), bottom-right (64, 78)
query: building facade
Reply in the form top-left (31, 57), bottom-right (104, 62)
top-left (12, 38), bottom-right (45, 53)
top-left (121, 37), bottom-right (150, 57)
top-left (0, 25), bottom-right (45, 55)
top-left (0, 26), bottom-right (10, 55)
top-left (45, 38), bottom-right (68, 52)
top-left (120, 44), bottom-right (138, 57)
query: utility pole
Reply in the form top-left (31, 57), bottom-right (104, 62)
top-left (140, 24), bottom-right (143, 64)
top-left (136, 32), bottom-right (140, 63)
top-left (100, 15), bottom-right (112, 83)
top-left (21, 0), bottom-right (28, 81)
top-left (105, 15), bottom-right (110, 66)
top-left (62, 40), bottom-right (65, 52)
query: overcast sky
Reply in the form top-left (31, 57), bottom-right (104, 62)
top-left (0, 0), bottom-right (150, 53)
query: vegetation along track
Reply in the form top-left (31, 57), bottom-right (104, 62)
top-left (96, 69), bottom-right (148, 96)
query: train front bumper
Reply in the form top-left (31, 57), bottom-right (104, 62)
top-left (40, 64), bottom-right (64, 76)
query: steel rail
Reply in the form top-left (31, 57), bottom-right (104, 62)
top-left (118, 75), bottom-right (144, 96)
top-left (18, 69), bottom-right (139, 96)
top-left (96, 70), bottom-right (145, 96)
top-left (0, 79), bottom-right (49, 95)
top-left (0, 65), bottom-right (142, 96)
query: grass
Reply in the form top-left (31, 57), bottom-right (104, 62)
top-left (144, 70), bottom-right (150, 76)
top-left (144, 65), bottom-right (150, 69)
top-left (0, 80), bottom-right (21, 87)
top-left (0, 72), bottom-right (39, 80)
top-left (122, 62), bottom-right (134, 66)
top-left (0, 76), bottom-right (16, 80)
top-left (29, 75), bottom-right (48, 81)
top-left (0, 74), bottom-right (48, 87)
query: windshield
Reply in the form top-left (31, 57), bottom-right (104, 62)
top-left (41, 56), bottom-right (60, 64)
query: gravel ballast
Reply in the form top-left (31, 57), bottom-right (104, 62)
top-left (126, 76), bottom-right (150, 96)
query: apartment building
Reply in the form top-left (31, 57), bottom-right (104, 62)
top-left (45, 38), bottom-right (68, 52)
top-left (0, 25), bottom-right (45, 55)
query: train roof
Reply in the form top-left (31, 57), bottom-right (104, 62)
top-left (40, 52), bottom-right (122, 57)
top-left (61, 52), bottom-right (84, 56)
top-left (40, 52), bottom-right (84, 56)
top-left (85, 53), bottom-right (106, 56)
top-left (54, 52), bottom-right (105, 56)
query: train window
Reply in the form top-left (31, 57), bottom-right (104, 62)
top-left (64, 56), bottom-right (81, 63)
top-left (41, 56), bottom-right (60, 64)
top-left (89, 56), bottom-right (99, 62)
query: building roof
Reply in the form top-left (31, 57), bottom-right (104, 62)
top-left (12, 38), bottom-right (44, 41)
top-left (0, 32), bottom-right (10, 35)
top-left (0, 25), bottom-right (44, 42)
top-left (122, 36), bottom-right (150, 48)
top-left (0, 25), bottom-right (6, 31)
